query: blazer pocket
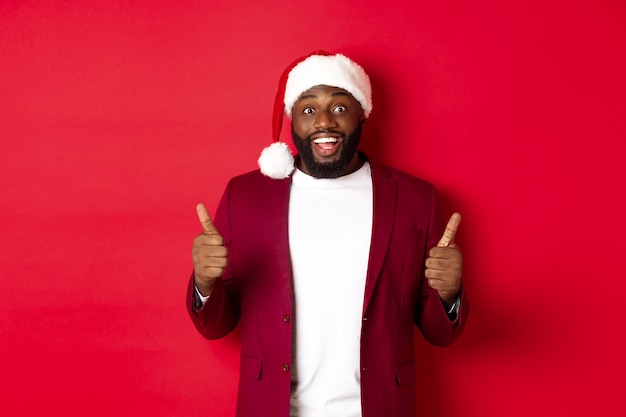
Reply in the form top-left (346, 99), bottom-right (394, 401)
top-left (240, 355), bottom-right (263, 381)
top-left (395, 359), bottom-right (416, 386)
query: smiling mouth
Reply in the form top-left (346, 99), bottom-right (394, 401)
top-left (313, 137), bottom-right (339, 151)
top-left (313, 136), bottom-right (341, 157)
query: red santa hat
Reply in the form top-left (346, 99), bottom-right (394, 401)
top-left (258, 51), bottom-right (373, 179)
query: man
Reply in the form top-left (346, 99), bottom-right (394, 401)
top-left (187, 51), bottom-right (469, 417)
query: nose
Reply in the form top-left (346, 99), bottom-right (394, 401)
top-left (313, 110), bottom-right (338, 130)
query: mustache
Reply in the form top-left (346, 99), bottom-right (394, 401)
top-left (307, 129), bottom-right (345, 140)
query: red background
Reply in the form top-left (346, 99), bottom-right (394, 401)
top-left (2, 0), bottom-right (625, 416)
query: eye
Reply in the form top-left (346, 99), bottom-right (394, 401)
top-left (303, 107), bottom-right (315, 115)
top-left (333, 105), bottom-right (347, 113)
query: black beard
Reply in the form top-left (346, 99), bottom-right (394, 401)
top-left (292, 121), bottom-right (363, 179)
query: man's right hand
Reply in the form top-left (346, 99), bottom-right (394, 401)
top-left (192, 203), bottom-right (228, 296)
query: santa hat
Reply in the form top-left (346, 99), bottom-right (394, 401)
top-left (258, 51), bottom-right (373, 179)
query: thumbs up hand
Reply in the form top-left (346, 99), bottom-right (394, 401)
top-left (424, 213), bottom-right (463, 308)
top-left (192, 203), bottom-right (228, 295)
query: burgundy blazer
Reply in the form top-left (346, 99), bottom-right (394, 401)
top-left (186, 158), bottom-right (469, 417)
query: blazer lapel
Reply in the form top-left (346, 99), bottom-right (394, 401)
top-left (263, 175), bottom-right (293, 290)
top-left (363, 162), bottom-right (396, 314)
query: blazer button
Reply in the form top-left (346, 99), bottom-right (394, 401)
top-left (283, 315), bottom-right (291, 323)
top-left (282, 363), bottom-right (290, 372)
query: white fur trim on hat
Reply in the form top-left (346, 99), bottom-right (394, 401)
top-left (283, 54), bottom-right (372, 118)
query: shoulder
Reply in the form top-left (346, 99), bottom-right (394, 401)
top-left (368, 159), bottom-right (436, 196)
top-left (222, 169), bottom-right (292, 208)
top-left (229, 169), bottom-right (270, 185)
top-left (367, 158), bottom-right (443, 232)
top-left (227, 169), bottom-right (291, 190)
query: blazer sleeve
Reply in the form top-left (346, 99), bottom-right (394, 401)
top-left (185, 180), bottom-right (241, 340)
top-left (415, 184), bottom-right (469, 347)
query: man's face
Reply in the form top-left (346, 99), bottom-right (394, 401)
top-left (291, 85), bottom-right (365, 178)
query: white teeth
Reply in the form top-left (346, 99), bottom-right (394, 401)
top-left (313, 137), bottom-right (338, 144)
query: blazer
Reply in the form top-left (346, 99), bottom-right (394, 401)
top-left (187, 158), bottom-right (469, 417)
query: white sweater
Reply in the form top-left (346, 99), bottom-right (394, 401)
top-left (288, 162), bottom-right (373, 417)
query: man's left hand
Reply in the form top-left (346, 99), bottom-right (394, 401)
top-left (425, 212), bottom-right (463, 308)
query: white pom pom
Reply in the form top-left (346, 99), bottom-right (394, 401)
top-left (258, 142), bottom-right (295, 179)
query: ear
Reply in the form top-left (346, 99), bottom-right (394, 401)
top-left (358, 107), bottom-right (366, 122)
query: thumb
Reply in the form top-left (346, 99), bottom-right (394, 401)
top-left (437, 212), bottom-right (461, 247)
top-left (196, 203), bottom-right (219, 235)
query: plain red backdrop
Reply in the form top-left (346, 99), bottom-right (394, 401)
top-left (1, 0), bottom-right (625, 416)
